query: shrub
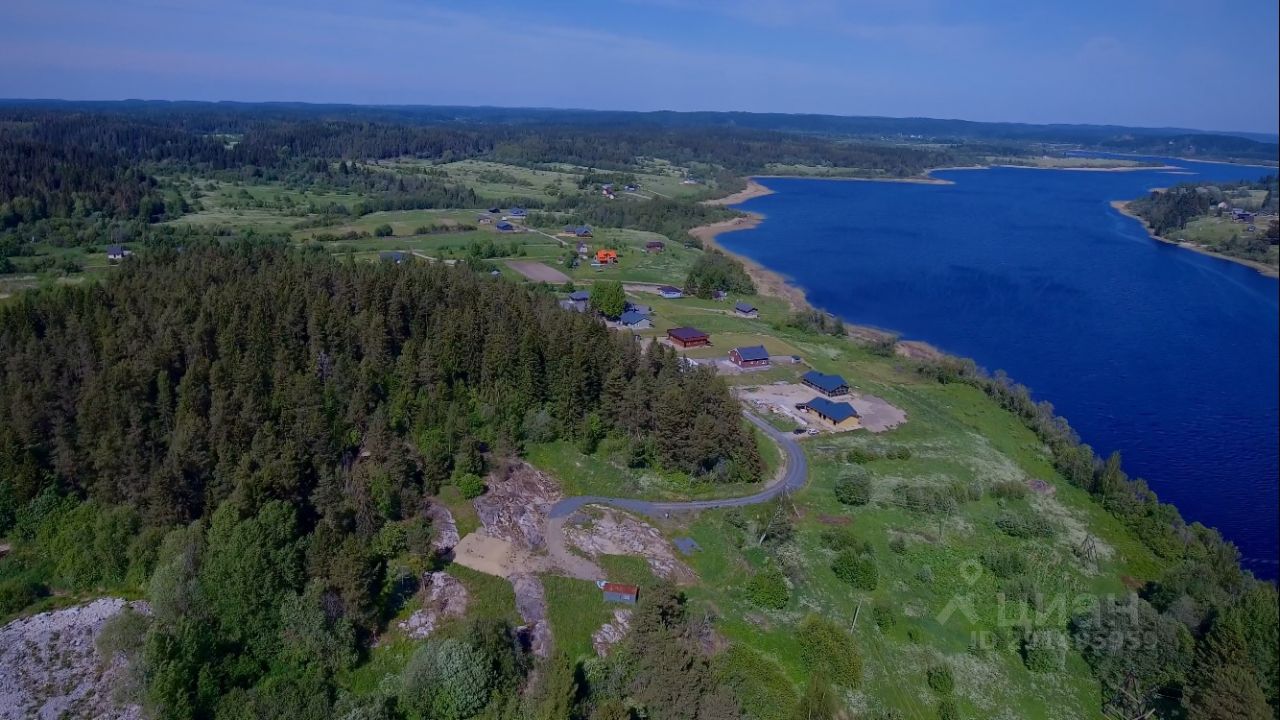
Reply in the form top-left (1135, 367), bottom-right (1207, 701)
top-left (834, 473), bottom-right (872, 506)
top-left (980, 549), bottom-right (1027, 580)
top-left (994, 511), bottom-right (1055, 539)
top-left (938, 698), bottom-right (960, 720)
top-left (746, 566), bottom-right (789, 610)
top-left (401, 638), bottom-right (495, 720)
top-left (873, 604), bottom-right (897, 630)
top-left (0, 576), bottom-right (47, 616)
top-left (455, 474), bottom-right (485, 500)
top-left (888, 535), bottom-right (907, 554)
top-left (892, 484), bottom-right (958, 515)
top-left (926, 662), bottom-right (954, 694)
top-left (373, 224), bottom-right (394, 237)
top-left (97, 607), bottom-right (150, 662)
top-left (797, 615), bottom-right (861, 687)
top-left (819, 528), bottom-right (870, 554)
top-left (846, 447), bottom-right (879, 464)
top-left (988, 480), bottom-right (1029, 500)
top-left (915, 565), bottom-right (935, 585)
top-left (1022, 630), bottom-right (1065, 673)
top-left (712, 646), bottom-right (797, 720)
top-left (832, 551), bottom-right (878, 590)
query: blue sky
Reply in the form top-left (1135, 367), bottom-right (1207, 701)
top-left (2, 0), bottom-right (1277, 133)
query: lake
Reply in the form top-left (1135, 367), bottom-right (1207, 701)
top-left (723, 159), bottom-right (1279, 576)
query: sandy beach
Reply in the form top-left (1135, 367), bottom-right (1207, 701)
top-left (704, 178), bottom-right (776, 205)
top-left (1110, 200), bottom-right (1279, 277)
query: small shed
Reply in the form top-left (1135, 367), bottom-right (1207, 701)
top-left (734, 302), bottom-right (758, 318)
top-left (667, 327), bottom-right (710, 348)
top-left (802, 370), bottom-right (850, 397)
top-left (730, 345), bottom-right (770, 368)
top-left (599, 581), bottom-right (639, 604)
top-left (657, 285), bottom-right (684, 299)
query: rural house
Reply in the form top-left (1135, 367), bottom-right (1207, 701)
top-left (730, 345), bottom-right (770, 368)
top-left (596, 249), bottom-right (619, 264)
top-left (568, 290), bottom-right (590, 312)
top-left (657, 285), bottom-right (684, 299)
top-left (495, 221), bottom-right (516, 233)
top-left (734, 302), bottom-right (758, 318)
top-left (799, 396), bottom-right (860, 429)
top-left (574, 225), bottom-right (594, 237)
top-left (802, 370), bottom-right (850, 397)
top-left (508, 206), bottom-right (528, 218)
top-left (667, 327), bottom-right (710, 348)
top-left (379, 251), bottom-right (408, 264)
top-left (477, 214), bottom-right (494, 224)
top-left (598, 581), bottom-right (639, 604)
top-left (619, 310), bottom-right (652, 329)
top-left (644, 240), bottom-right (666, 253)
top-left (106, 244), bottom-right (132, 262)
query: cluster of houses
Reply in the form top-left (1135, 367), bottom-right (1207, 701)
top-left (475, 207), bottom-right (527, 233)
top-left (797, 371), bottom-right (859, 429)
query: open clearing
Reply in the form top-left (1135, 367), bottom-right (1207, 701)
top-left (737, 382), bottom-right (907, 432)
top-left (506, 260), bottom-right (570, 283)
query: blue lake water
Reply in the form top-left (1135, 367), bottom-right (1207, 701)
top-left (724, 159), bottom-right (1279, 576)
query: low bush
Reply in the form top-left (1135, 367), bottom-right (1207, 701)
top-left (746, 566), bottom-right (789, 610)
top-left (834, 471), bottom-right (872, 506)
top-left (926, 662), bottom-right (954, 694)
top-left (988, 481), bottom-right (1029, 500)
top-left (994, 511), bottom-right (1055, 539)
top-left (873, 604), bottom-right (897, 630)
top-left (980, 549), bottom-right (1027, 580)
top-left (832, 551), bottom-right (878, 590)
top-left (713, 645), bottom-right (797, 720)
top-left (797, 615), bottom-right (861, 687)
top-left (456, 474), bottom-right (486, 500)
top-left (1022, 630), bottom-right (1066, 673)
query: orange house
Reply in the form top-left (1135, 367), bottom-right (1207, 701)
top-left (596, 249), bottom-right (618, 264)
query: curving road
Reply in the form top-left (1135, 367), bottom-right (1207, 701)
top-left (547, 412), bottom-right (808, 520)
top-left (542, 413), bottom-right (807, 580)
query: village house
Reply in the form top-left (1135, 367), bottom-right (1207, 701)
top-left (596, 249), bottom-right (619, 264)
top-left (508, 206), bottom-right (528, 218)
top-left (488, 207), bottom-right (502, 214)
top-left (712, 290), bottom-right (728, 301)
top-left (667, 326), bottom-right (710, 348)
top-left (379, 251), bottom-right (408, 264)
top-left (734, 301), bottom-right (758, 318)
top-left (106, 244), bottom-right (132, 262)
top-left (476, 214), bottom-right (494, 224)
top-left (599, 581), bottom-right (639, 604)
top-left (574, 225), bottom-right (594, 238)
top-left (619, 310), bottom-right (652, 329)
top-left (802, 370), bottom-right (850, 397)
top-left (625, 302), bottom-right (652, 315)
top-left (577, 241), bottom-right (589, 257)
top-left (624, 183), bottom-right (639, 192)
top-left (644, 240), bottom-right (666, 253)
top-left (495, 221), bottom-right (516, 233)
top-left (799, 396), bottom-right (860, 429)
top-left (567, 290), bottom-right (590, 312)
top-left (657, 285), bottom-right (684, 299)
top-left (729, 345), bottom-right (770, 368)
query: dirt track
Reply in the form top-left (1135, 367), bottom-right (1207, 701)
top-left (506, 260), bottom-right (570, 283)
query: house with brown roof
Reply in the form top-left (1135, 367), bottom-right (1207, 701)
top-left (667, 327), bottom-right (710, 348)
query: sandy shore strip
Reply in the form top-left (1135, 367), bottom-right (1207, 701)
top-left (754, 173), bottom-right (953, 185)
top-left (704, 178), bottom-right (776, 206)
top-left (688, 213), bottom-right (810, 310)
top-left (1110, 200), bottom-right (1278, 277)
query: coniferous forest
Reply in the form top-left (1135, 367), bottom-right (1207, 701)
top-left (0, 242), bottom-right (761, 718)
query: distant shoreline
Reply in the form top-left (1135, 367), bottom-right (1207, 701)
top-left (753, 173), bottom-right (953, 185)
top-left (703, 178), bottom-right (775, 205)
top-left (1110, 200), bottom-right (1279, 277)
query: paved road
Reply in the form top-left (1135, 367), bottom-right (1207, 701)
top-left (546, 412), bottom-right (807, 521)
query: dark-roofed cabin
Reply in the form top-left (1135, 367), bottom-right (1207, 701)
top-left (619, 310), bottom-right (651, 329)
top-left (600, 582), bottom-right (639, 604)
top-left (567, 290), bottom-right (590, 312)
top-left (508, 206), bottom-right (528, 217)
top-left (730, 345), bottom-right (770, 368)
top-left (106, 244), bottom-right (131, 262)
top-left (800, 396), bottom-right (860, 429)
top-left (734, 302), bottom-right (758, 318)
top-left (380, 251), bottom-right (408, 264)
top-left (657, 285), bottom-right (684, 299)
top-left (644, 240), bottom-right (665, 253)
top-left (495, 221), bottom-right (515, 233)
top-left (802, 370), bottom-right (850, 397)
top-left (574, 225), bottom-right (594, 238)
top-left (667, 327), bottom-right (710, 348)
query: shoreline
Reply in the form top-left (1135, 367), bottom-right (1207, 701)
top-left (753, 173), bottom-right (953, 185)
top-left (1110, 200), bottom-right (1279, 278)
top-left (688, 200), bottom-right (945, 359)
top-left (704, 178), bottom-right (775, 205)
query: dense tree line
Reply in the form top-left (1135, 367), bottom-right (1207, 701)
top-left (915, 355), bottom-right (1279, 718)
top-left (536, 197), bottom-right (737, 248)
